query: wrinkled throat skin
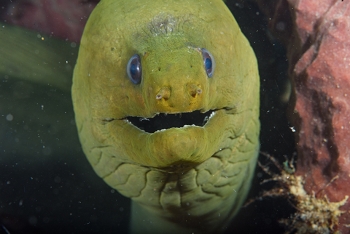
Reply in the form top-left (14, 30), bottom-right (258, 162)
top-left (72, 0), bottom-right (260, 233)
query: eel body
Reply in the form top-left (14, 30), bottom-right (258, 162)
top-left (72, 0), bottom-right (260, 233)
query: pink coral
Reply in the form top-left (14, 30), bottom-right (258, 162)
top-left (2, 0), bottom-right (98, 42)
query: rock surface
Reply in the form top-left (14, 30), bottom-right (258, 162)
top-left (1, 0), bottom-right (98, 42)
top-left (257, 0), bottom-right (350, 232)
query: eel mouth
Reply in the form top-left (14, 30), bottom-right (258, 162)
top-left (125, 110), bottom-right (215, 133)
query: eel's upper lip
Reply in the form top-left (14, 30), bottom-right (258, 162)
top-left (124, 109), bottom-right (216, 133)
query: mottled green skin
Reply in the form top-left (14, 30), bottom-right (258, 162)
top-left (72, 0), bottom-right (260, 233)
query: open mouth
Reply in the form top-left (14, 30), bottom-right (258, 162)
top-left (125, 110), bottom-right (215, 133)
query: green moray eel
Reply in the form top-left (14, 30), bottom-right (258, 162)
top-left (72, 0), bottom-right (260, 233)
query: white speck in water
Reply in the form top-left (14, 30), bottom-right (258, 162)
top-left (6, 114), bottom-right (13, 121)
top-left (111, 189), bottom-right (115, 194)
top-left (66, 61), bottom-right (68, 64)
top-left (289, 126), bottom-right (296, 132)
top-left (70, 42), bottom-right (77, 48)
top-left (41, 105), bottom-right (44, 110)
top-left (6, 181), bottom-right (10, 185)
top-left (19, 200), bottom-right (23, 206)
top-left (235, 3), bottom-right (244, 8)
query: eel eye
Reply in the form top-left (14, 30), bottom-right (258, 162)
top-left (201, 48), bottom-right (215, 78)
top-left (127, 54), bottom-right (142, 84)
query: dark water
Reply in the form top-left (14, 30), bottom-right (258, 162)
top-left (0, 1), bottom-right (295, 233)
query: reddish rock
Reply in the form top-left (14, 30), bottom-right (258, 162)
top-left (258, 0), bottom-right (350, 232)
top-left (1, 0), bottom-right (99, 42)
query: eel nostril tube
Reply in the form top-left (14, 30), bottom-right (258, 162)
top-left (156, 87), bottom-right (170, 100)
top-left (188, 84), bottom-right (202, 97)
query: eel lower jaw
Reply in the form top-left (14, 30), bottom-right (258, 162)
top-left (123, 109), bottom-right (216, 133)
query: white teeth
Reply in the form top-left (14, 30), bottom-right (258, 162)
top-left (209, 111), bottom-right (216, 119)
top-left (184, 124), bottom-right (196, 128)
top-left (154, 124), bottom-right (197, 133)
top-left (125, 109), bottom-right (216, 133)
top-left (202, 110), bottom-right (216, 125)
top-left (203, 116), bottom-right (209, 123)
top-left (155, 128), bottom-right (167, 133)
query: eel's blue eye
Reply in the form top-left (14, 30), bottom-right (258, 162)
top-left (201, 48), bottom-right (215, 78)
top-left (127, 54), bottom-right (142, 84)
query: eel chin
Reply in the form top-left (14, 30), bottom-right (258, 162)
top-left (124, 110), bottom-right (215, 133)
